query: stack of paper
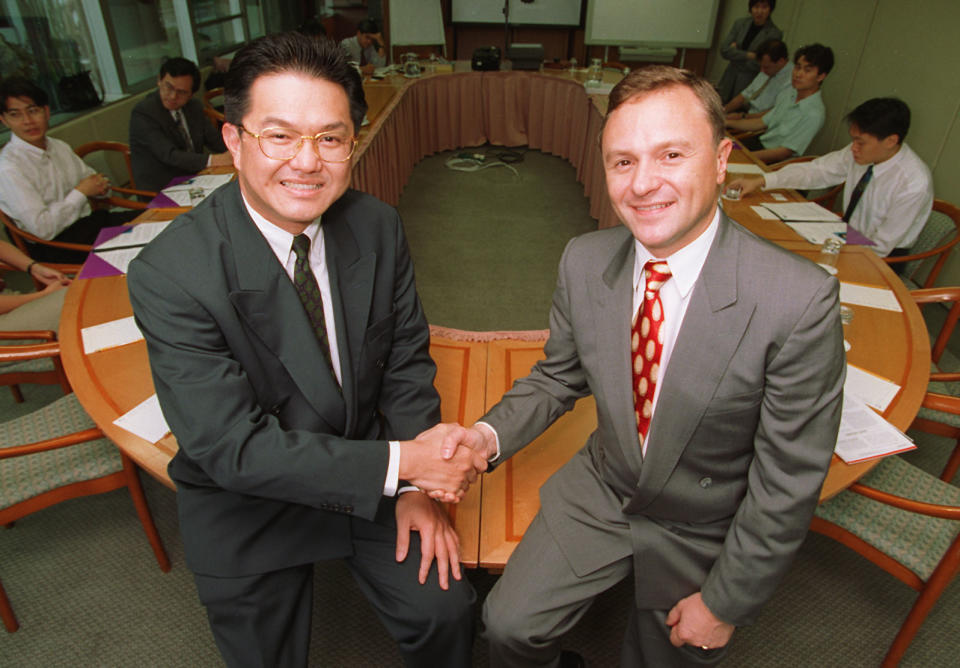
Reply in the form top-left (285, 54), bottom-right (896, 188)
top-left (762, 202), bottom-right (842, 222)
top-left (161, 173), bottom-right (234, 206)
top-left (835, 394), bottom-right (915, 464)
top-left (78, 221), bottom-right (174, 278)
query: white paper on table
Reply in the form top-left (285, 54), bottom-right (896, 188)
top-left (751, 205), bottom-right (780, 220)
top-left (162, 173), bottom-right (234, 192)
top-left (770, 193), bottom-right (788, 201)
top-left (95, 221), bottom-right (172, 250)
top-left (113, 394), bottom-right (170, 444)
top-left (839, 282), bottom-right (902, 312)
top-left (834, 393), bottom-right (915, 464)
top-left (91, 246), bottom-right (144, 274)
top-left (160, 188), bottom-right (195, 206)
top-left (845, 363), bottom-right (901, 413)
top-left (81, 316), bottom-right (143, 354)
top-left (762, 201), bottom-right (842, 222)
top-left (784, 221), bottom-right (847, 245)
top-left (725, 163), bottom-right (765, 174)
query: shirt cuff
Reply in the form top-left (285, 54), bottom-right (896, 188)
top-left (475, 421), bottom-right (502, 462)
top-left (384, 440), bottom-right (400, 496)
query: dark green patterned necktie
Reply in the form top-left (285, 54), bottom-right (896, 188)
top-left (292, 233), bottom-right (337, 381)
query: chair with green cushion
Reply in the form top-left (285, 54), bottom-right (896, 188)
top-left (0, 341), bottom-right (170, 632)
top-left (909, 286), bottom-right (960, 483)
top-left (811, 456), bottom-right (960, 667)
top-left (0, 330), bottom-right (71, 403)
top-left (886, 200), bottom-right (960, 290)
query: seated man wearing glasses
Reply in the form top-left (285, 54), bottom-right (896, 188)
top-left (0, 76), bottom-right (138, 263)
top-left (129, 57), bottom-right (232, 193)
top-left (127, 33), bottom-right (480, 667)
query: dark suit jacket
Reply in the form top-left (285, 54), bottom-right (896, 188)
top-left (128, 182), bottom-right (440, 577)
top-left (129, 90), bottom-right (227, 193)
top-left (481, 214), bottom-right (844, 626)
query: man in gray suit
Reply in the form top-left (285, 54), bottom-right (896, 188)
top-left (129, 57), bottom-right (232, 193)
top-left (128, 34), bottom-right (483, 667)
top-left (456, 66), bottom-right (845, 665)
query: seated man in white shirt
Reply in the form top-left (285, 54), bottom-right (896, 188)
top-left (725, 43), bottom-right (834, 164)
top-left (728, 97), bottom-right (934, 260)
top-left (723, 39), bottom-right (791, 117)
top-left (339, 19), bottom-right (387, 75)
top-left (0, 77), bottom-right (138, 263)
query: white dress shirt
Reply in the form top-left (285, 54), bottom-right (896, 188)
top-left (243, 196), bottom-right (406, 496)
top-left (763, 142), bottom-right (934, 256)
top-left (632, 211), bottom-right (718, 456)
top-left (0, 133), bottom-right (94, 240)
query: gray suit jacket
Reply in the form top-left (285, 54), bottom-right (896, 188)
top-left (481, 214), bottom-right (844, 626)
top-left (717, 16), bottom-right (783, 102)
top-left (129, 90), bottom-right (226, 193)
top-left (128, 182), bottom-right (440, 577)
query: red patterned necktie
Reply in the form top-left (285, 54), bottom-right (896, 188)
top-left (631, 260), bottom-right (672, 453)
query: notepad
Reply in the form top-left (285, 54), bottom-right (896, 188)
top-left (762, 202), bottom-right (842, 222)
top-left (81, 316), bottom-right (143, 354)
top-left (113, 394), bottom-right (170, 444)
top-left (839, 282), bottom-right (902, 312)
top-left (845, 363), bottom-right (901, 413)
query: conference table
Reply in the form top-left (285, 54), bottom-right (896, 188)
top-left (58, 64), bottom-right (929, 570)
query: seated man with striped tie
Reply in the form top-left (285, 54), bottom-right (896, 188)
top-left (129, 57), bottom-right (232, 193)
top-left (728, 97), bottom-right (934, 258)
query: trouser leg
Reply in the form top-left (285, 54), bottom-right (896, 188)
top-left (345, 514), bottom-right (476, 668)
top-left (482, 510), bottom-right (634, 667)
top-left (193, 563), bottom-right (314, 668)
top-left (621, 605), bottom-right (729, 668)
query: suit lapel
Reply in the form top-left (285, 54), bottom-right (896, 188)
top-left (589, 232), bottom-right (645, 478)
top-left (322, 207), bottom-right (376, 435)
top-left (630, 215), bottom-right (755, 508)
top-left (222, 184), bottom-right (346, 432)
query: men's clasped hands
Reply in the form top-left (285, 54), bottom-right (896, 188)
top-left (398, 422), bottom-right (498, 503)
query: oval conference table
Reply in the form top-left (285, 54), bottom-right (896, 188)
top-left (58, 66), bottom-right (929, 569)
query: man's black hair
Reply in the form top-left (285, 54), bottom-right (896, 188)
top-left (794, 44), bottom-right (835, 75)
top-left (224, 31), bottom-right (367, 133)
top-left (756, 39), bottom-right (788, 63)
top-left (0, 76), bottom-right (48, 111)
top-left (846, 98), bottom-right (911, 144)
top-left (159, 57), bottom-right (201, 93)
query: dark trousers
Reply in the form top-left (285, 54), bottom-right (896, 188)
top-left (741, 134), bottom-right (765, 152)
top-left (193, 514), bottom-right (476, 668)
top-left (27, 208), bottom-right (139, 264)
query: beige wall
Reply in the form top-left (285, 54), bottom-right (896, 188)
top-left (706, 0), bottom-right (960, 281)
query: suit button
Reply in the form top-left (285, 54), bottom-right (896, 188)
top-left (699, 477), bottom-right (712, 489)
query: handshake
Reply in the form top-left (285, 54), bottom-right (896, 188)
top-left (398, 423), bottom-right (498, 503)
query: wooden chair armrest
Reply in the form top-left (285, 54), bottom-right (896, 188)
top-left (922, 390), bottom-right (960, 410)
top-left (850, 480), bottom-right (960, 520)
top-left (911, 287), bottom-right (960, 304)
top-left (0, 329), bottom-right (57, 342)
top-left (0, 427), bottom-right (104, 459)
top-left (0, 341), bottom-right (60, 363)
top-left (111, 185), bottom-right (158, 200)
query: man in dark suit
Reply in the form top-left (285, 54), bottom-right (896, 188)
top-left (128, 33), bottom-right (483, 667)
top-left (129, 57), bottom-right (232, 193)
top-left (454, 66), bottom-right (845, 666)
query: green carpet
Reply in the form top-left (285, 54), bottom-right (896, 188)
top-left (399, 147), bottom-right (597, 332)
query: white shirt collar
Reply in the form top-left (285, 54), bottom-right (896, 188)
top-left (240, 193), bottom-right (322, 262)
top-left (6, 131), bottom-right (47, 156)
top-left (633, 208), bottom-right (720, 298)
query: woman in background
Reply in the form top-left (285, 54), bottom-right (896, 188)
top-left (717, 0), bottom-right (782, 103)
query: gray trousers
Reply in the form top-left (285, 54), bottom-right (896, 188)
top-left (482, 511), bottom-right (727, 667)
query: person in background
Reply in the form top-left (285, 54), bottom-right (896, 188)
top-left (0, 76), bottom-right (137, 264)
top-left (723, 39), bottom-right (791, 116)
top-left (716, 0), bottom-right (782, 103)
top-left (728, 97), bottom-right (933, 258)
top-left (0, 239), bottom-right (70, 331)
top-left (339, 19), bottom-right (386, 75)
top-left (297, 16), bottom-right (328, 40)
top-left (129, 57), bottom-right (232, 193)
top-left (725, 43), bottom-right (835, 164)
